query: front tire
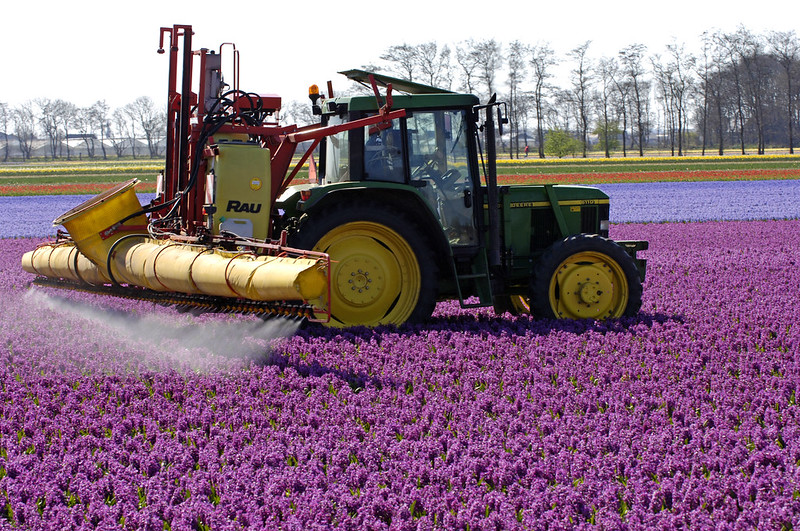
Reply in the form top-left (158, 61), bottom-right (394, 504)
top-left (531, 234), bottom-right (642, 320)
top-left (290, 202), bottom-right (437, 327)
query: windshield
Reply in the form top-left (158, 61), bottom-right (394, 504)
top-left (407, 110), bottom-right (471, 181)
top-left (407, 109), bottom-right (477, 246)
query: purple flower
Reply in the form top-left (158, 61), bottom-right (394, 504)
top-left (2, 192), bottom-right (800, 527)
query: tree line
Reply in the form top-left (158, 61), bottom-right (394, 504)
top-left (2, 25), bottom-right (797, 162)
top-left (0, 97), bottom-right (165, 161)
top-left (371, 25), bottom-right (800, 158)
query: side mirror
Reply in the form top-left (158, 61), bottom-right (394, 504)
top-left (497, 107), bottom-right (508, 136)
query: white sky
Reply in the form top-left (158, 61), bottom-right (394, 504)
top-left (3, 0), bottom-right (798, 111)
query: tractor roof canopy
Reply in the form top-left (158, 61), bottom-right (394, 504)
top-left (324, 69), bottom-right (480, 114)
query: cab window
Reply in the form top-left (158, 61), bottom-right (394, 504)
top-left (363, 120), bottom-right (404, 182)
top-left (407, 109), bottom-right (477, 246)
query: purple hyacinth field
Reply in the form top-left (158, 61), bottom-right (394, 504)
top-left (2, 182), bottom-right (800, 529)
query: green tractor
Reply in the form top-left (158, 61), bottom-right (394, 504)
top-left (277, 70), bottom-right (647, 327)
top-left (22, 27), bottom-right (646, 329)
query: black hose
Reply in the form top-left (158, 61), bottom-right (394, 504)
top-left (104, 233), bottom-right (149, 286)
top-left (123, 90), bottom-right (271, 231)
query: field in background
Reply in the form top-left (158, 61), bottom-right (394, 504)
top-left (0, 159), bottom-right (162, 195)
top-left (0, 154), bottom-right (798, 195)
top-left (3, 155), bottom-right (800, 527)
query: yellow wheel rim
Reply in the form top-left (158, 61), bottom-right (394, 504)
top-left (548, 251), bottom-right (629, 319)
top-left (507, 295), bottom-right (532, 315)
top-left (313, 221), bottom-right (420, 327)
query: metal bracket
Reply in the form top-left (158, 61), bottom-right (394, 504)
top-left (544, 184), bottom-right (570, 239)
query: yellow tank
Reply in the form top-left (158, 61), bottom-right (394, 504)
top-left (21, 179), bottom-right (328, 306)
top-left (53, 179), bottom-right (149, 270)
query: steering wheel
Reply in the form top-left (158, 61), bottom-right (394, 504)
top-left (411, 156), bottom-right (439, 180)
top-left (412, 152), bottom-right (462, 184)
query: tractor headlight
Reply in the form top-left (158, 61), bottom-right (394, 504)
top-left (600, 219), bottom-right (609, 236)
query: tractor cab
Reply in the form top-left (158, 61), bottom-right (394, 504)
top-left (21, 26), bottom-right (647, 330)
top-left (314, 72), bottom-right (482, 248)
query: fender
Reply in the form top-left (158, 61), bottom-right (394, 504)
top-left (282, 182), bottom-right (459, 281)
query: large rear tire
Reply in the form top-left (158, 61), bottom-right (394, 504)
top-left (290, 202), bottom-right (437, 327)
top-left (531, 234), bottom-right (642, 320)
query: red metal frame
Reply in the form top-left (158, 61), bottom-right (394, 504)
top-left (153, 24), bottom-right (404, 240)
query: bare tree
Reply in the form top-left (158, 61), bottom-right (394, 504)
top-left (701, 32), bottom-right (730, 155)
top-left (12, 102), bottom-right (36, 159)
top-left (36, 98), bottom-right (61, 159)
top-left (653, 42), bottom-right (694, 156)
top-left (551, 89), bottom-right (575, 131)
top-left (768, 30), bottom-right (800, 154)
top-left (89, 100), bottom-right (110, 159)
top-left (530, 43), bottom-right (557, 158)
top-left (506, 40), bottom-right (528, 158)
top-left (651, 55), bottom-right (675, 153)
top-left (695, 33), bottom-right (713, 155)
top-left (454, 41), bottom-right (480, 94)
top-left (715, 31), bottom-right (748, 154)
top-left (674, 44), bottom-right (696, 155)
top-left (74, 107), bottom-right (96, 158)
top-left (55, 101), bottom-right (78, 159)
top-left (473, 39), bottom-right (503, 98)
top-left (126, 96), bottom-right (165, 158)
top-left (109, 108), bottom-right (131, 158)
top-left (734, 28), bottom-right (770, 154)
top-left (569, 41), bottom-right (593, 157)
top-left (594, 57), bottom-right (620, 158)
top-left (619, 44), bottom-right (649, 156)
top-left (123, 104), bottom-right (140, 158)
top-left (609, 61), bottom-right (631, 157)
top-left (380, 44), bottom-right (418, 81)
top-left (0, 102), bottom-right (8, 161)
top-left (514, 93), bottom-right (534, 158)
top-left (416, 42), bottom-right (452, 89)
top-left (283, 100), bottom-right (317, 127)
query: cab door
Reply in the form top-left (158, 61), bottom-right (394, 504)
top-left (407, 109), bottom-right (478, 246)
